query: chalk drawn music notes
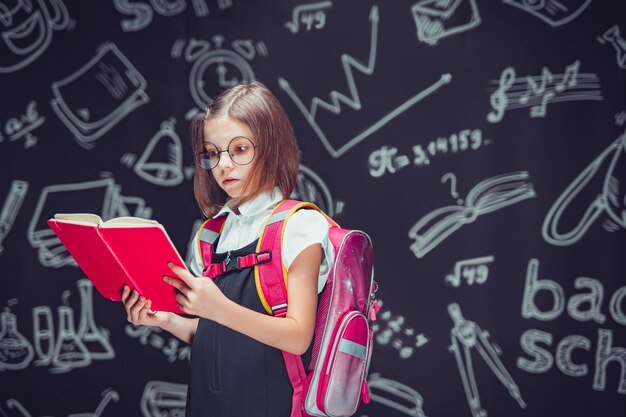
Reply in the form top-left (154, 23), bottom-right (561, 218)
top-left (409, 171), bottom-right (536, 259)
top-left (279, 5), bottom-right (452, 158)
top-left (50, 42), bottom-right (150, 149)
top-left (487, 60), bottom-right (602, 123)
top-left (543, 129), bottom-right (626, 246)
top-left (411, 0), bottom-right (481, 46)
top-left (0, 0), bottom-right (71, 73)
top-left (502, 0), bottom-right (593, 27)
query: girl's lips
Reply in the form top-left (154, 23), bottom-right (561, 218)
top-left (223, 178), bottom-right (239, 186)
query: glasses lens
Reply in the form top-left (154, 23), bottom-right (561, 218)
top-left (196, 145), bottom-right (220, 170)
top-left (229, 137), bottom-right (256, 166)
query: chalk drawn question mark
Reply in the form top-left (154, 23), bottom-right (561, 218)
top-left (441, 173), bottom-right (464, 205)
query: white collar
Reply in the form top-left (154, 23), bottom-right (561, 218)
top-left (215, 187), bottom-right (284, 218)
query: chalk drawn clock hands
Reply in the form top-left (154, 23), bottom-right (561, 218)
top-left (543, 130), bottom-right (626, 246)
top-left (189, 49), bottom-right (254, 108)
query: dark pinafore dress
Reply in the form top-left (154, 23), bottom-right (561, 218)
top-left (186, 237), bottom-right (312, 417)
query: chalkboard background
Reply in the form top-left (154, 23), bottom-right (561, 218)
top-left (1, 1), bottom-right (626, 416)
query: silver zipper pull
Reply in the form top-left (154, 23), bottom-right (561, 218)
top-left (224, 251), bottom-right (231, 265)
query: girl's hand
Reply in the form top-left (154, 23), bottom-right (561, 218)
top-left (163, 262), bottom-right (228, 321)
top-left (121, 285), bottom-right (171, 328)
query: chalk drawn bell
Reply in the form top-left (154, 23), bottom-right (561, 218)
top-left (134, 121), bottom-right (184, 186)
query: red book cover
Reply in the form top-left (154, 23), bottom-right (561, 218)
top-left (47, 214), bottom-right (186, 314)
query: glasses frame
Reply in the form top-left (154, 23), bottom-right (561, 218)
top-left (195, 136), bottom-right (258, 170)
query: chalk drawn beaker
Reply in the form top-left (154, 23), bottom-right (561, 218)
top-left (77, 279), bottom-right (114, 360)
top-left (0, 309), bottom-right (34, 370)
top-left (51, 305), bottom-right (91, 372)
top-left (32, 306), bottom-right (55, 366)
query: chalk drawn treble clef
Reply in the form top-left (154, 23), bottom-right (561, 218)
top-left (487, 67), bottom-right (515, 123)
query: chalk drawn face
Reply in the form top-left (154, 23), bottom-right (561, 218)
top-left (203, 116), bottom-right (259, 200)
top-left (0, 0), bottom-right (69, 73)
top-left (502, 0), bottom-right (593, 27)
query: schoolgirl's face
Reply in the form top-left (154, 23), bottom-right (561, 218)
top-left (202, 116), bottom-right (259, 200)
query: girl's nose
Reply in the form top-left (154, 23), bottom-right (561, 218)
top-left (217, 151), bottom-right (234, 169)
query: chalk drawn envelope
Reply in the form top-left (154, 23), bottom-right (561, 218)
top-left (411, 0), bottom-right (481, 45)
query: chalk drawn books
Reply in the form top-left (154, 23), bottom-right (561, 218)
top-left (47, 214), bottom-right (185, 314)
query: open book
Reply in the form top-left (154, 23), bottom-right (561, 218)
top-left (48, 214), bottom-right (187, 313)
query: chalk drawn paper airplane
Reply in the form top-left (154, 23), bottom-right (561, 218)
top-left (279, 5), bottom-right (451, 158)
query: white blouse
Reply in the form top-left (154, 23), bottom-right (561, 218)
top-left (189, 188), bottom-right (334, 293)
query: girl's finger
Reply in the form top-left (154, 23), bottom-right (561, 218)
top-left (164, 276), bottom-right (189, 295)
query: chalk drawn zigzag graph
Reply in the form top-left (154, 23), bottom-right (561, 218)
top-left (279, 5), bottom-right (452, 158)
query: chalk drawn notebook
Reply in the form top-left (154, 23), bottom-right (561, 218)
top-left (47, 214), bottom-right (186, 314)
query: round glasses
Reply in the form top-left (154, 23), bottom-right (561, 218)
top-left (195, 136), bottom-right (258, 170)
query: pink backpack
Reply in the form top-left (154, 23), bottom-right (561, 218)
top-left (197, 199), bottom-right (378, 417)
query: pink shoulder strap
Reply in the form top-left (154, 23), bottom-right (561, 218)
top-left (197, 214), bottom-right (228, 277)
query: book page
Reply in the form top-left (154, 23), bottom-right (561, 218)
top-left (102, 217), bottom-right (160, 227)
top-left (54, 213), bottom-right (103, 225)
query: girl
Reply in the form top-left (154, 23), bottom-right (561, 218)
top-left (121, 81), bottom-right (334, 417)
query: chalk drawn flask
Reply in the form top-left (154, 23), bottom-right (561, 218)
top-left (0, 308), bottom-right (34, 370)
top-left (51, 304), bottom-right (91, 371)
top-left (77, 279), bottom-right (114, 360)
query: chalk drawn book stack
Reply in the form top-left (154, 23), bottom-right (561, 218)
top-left (47, 214), bottom-right (186, 313)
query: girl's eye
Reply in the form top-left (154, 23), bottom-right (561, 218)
top-left (234, 145), bottom-right (248, 153)
top-left (206, 150), bottom-right (219, 159)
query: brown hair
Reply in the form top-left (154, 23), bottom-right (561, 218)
top-left (191, 81), bottom-right (300, 218)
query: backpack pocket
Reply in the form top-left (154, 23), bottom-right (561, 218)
top-left (317, 311), bottom-right (370, 417)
